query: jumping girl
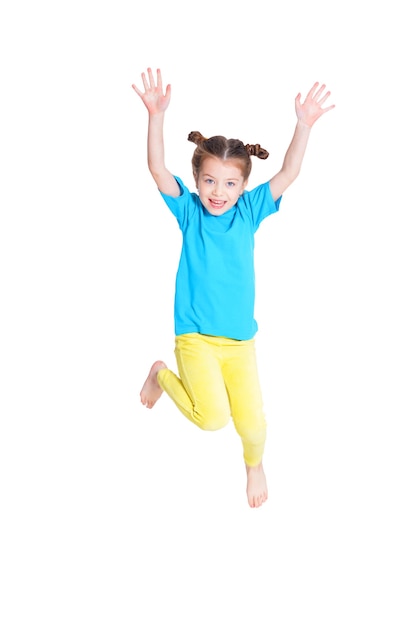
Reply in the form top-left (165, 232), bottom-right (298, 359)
top-left (132, 68), bottom-right (334, 508)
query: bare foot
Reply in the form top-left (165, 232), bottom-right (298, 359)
top-left (246, 462), bottom-right (268, 508)
top-left (140, 360), bottom-right (167, 408)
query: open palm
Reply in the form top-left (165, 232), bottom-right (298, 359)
top-left (132, 68), bottom-right (171, 115)
top-left (295, 82), bottom-right (335, 127)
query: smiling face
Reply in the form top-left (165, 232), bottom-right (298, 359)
top-left (197, 156), bottom-right (248, 216)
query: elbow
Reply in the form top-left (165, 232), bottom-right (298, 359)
top-left (283, 168), bottom-right (300, 188)
top-left (286, 167), bottom-right (301, 188)
top-left (288, 162), bottom-right (302, 182)
top-left (148, 161), bottom-right (165, 180)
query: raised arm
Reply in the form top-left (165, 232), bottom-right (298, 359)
top-left (269, 83), bottom-right (335, 202)
top-left (132, 68), bottom-right (180, 197)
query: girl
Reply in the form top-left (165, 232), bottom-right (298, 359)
top-left (132, 68), bottom-right (334, 508)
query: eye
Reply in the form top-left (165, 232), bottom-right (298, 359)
top-left (204, 177), bottom-right (214, 184)
top-left (226, 181), bottom-right (236, 187)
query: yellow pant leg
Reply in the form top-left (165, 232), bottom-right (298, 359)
top-left (157, 333), bottom-right (231, 431)
top-left (221, 338), bottom-right (266, 467)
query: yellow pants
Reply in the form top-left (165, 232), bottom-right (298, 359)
top-left (157, 333), bottom-right (266, 466)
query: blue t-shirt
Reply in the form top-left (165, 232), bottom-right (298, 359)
top-left (160, 176), bottom-right (282, 340)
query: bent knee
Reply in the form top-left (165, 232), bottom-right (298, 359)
top-left (194, 411), bottom-right (230, 431)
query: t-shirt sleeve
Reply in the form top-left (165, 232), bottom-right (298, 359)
top-left (241, 181), bottom-right (282, 231)
top-left (159, 176), bottom-right (197, 231)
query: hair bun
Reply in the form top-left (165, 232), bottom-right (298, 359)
top-left (188, 131), bottom-right (207, 145)
top-left (245, 143), bottom-right (269, 160)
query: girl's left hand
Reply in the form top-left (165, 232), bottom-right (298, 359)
top-left (295, 83), bottom-right (335, 127)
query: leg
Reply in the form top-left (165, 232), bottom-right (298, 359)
top-left (156, 334), bottom-right (231, 431)
top-left (222, 339), bottom-right (268, 508)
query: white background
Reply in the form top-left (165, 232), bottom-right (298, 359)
top-left (1, 1), bottom-right (416, 624)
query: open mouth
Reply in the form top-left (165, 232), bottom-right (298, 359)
top-left (209, 199), bottom-right (226, 210)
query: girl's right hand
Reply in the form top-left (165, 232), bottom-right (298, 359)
top-left (132, 68), bottom-right (171, 115)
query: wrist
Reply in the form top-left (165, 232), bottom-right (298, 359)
top-left (296, 119), bottom-right (312, 130)
top-left (149, 111), bottom-right (165, 120)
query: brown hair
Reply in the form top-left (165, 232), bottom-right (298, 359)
top-left (188, 131), bottom-right (269, 183)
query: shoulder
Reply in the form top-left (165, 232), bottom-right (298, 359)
top-left (238, 182), bottom-right (282, 227)
top-left (160, 176), bottom-right (189, 198)
top-left (160, 176), bottom-right (201, 227)
top-left (240, 181), bottom-right (277, 205)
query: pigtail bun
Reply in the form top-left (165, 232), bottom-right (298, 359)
top-left (245, 143), bottom-right (269, 160)
top-left (188, 131), bottom-right (207, 145)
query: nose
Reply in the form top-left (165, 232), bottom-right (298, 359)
top-left (212, 183), bottom-right (223, 196)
